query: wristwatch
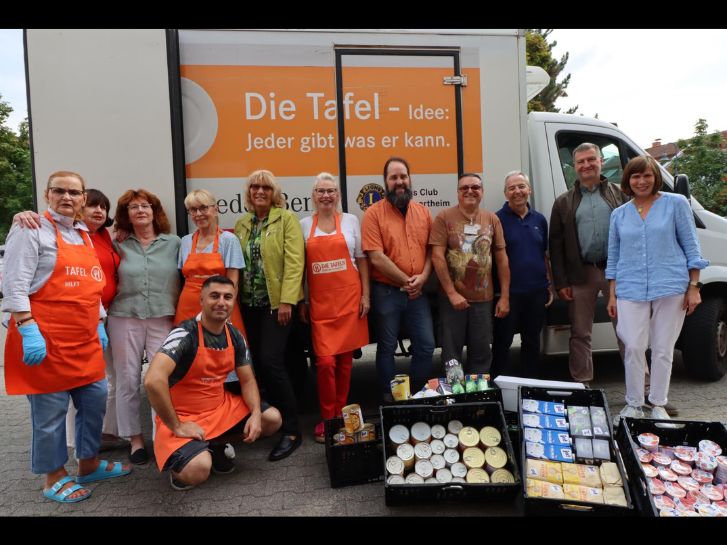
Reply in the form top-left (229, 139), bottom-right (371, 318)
top-left (688, 281), bottom-right (703, 290)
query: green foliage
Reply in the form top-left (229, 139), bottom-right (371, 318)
top-left (674, 119), bottom-right (727, 217)
top-left (525, 29), bottom-right (578, 114)
top-left (0, 94), bottom-right (33, 244)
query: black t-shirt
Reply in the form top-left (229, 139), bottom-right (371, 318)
top-left (157, 318), bottom-right (251, 388)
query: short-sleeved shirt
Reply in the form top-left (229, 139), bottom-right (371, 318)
top-left (429, 206), bottom-right (506, 302)
top-left (240, 216), bottom-right (270, 307)
top-left (361, 198), bottom-right (432, 286)
top-left (157, 316), bottom-right (251, 387)
top-left (178, 230), bottom-right (245, 270)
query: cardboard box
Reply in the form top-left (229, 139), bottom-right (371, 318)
top-left (494, 376), bottom-right (585, 412)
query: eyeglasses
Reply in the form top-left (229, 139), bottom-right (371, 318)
top-left (128, 203), bottom-right (152, 211)
top-left (458, 184), bottom-right (483, 192)
top-left (314, 188), bottom-right (338, 195)
top-left (187, 204), bottom-right (211, 215)
top-left (49, 187), bottom-right (85, 198)
top-left (250, 184), bottom-right (273, 192)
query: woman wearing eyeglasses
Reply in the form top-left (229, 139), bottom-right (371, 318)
top-left (107, 189), bottom-right (181, 465)
top-left (299, 173), bottom-right (369, 443)
top-left (175, 189), bottom-right (246, 337)
top-left (2, 171), bottom-right (131, 504)
top-left (234, 170), bottom-right (305, 461)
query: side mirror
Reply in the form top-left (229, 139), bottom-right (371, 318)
top-left (674, 174), bottom-right (691, 200)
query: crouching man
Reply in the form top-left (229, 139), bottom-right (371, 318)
top-left (145, 275), bottom-right (282, 490)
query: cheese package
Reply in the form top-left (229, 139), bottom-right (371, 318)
top-left (562, 463), bottom-right (603, 488)
top-left (563, 483), bottom-right (605, 504)
top-left (525, 458), bottom-right (563, 484)
top-left (603, 485), bottom-right (628, 507)
top-left (599, 461), bottom-right (623, 487)
top-left (521, 399), bottom-right (566, 416)
top-left (522, 413), bottom-right (569, 431)
top-left (526, 441), bottom-right (574, 463)
top-left (567, 405), bottom-right (593, 438)
top-left (523, 428), bottom-right (572, 446)
top-left (574, 437), bottom-right (594, 465)
top-left (589, 406), bottom-right (610, 438)
top-left (592, 438), bottom-right (611, 461)
top-left (526, 478), bottom-right (565, 499)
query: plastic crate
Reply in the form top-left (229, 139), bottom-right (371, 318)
top-left (324, 415), bottom-right (384, 488)
top-left (518, 386), bottom-right (636, 516)
top-left (380, 402), bottom-right (521, 506)
top-left (616, 417), bottom-right (727, 517)
top-left (392, 387), bottom-right (503, 407)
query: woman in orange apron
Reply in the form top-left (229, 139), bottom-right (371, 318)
top-left (176, 189), bottom-right (246, 337)
top-left (2, 171), bottom-right (130, 504)
top-left (299, 173), bottom-right (370, 443)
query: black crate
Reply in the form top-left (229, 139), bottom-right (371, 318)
top-left (324, 415), bottom-right (384, 488)
top-left (380, 402), bottom-right (521, 506)
top-left (518, 386), bottom-right (636, 516)
top-left (392, 387), bottom-right (503, 407)
top-left (616, 417), bottom-right (727, 517)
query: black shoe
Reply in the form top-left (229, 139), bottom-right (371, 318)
top-left (210, 444), bottom-right (235, 474)
top-left (268, 434), bottom-right (302, 462)
top-left (129, 447), bottom-right (149, 466)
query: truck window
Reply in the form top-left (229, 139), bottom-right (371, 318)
top-left (556, 133), bottom-right (638, 189)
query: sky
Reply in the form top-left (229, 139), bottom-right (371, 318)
top-left (1, 28), bottom-right (726, 150)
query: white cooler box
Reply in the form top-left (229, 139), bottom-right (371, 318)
top-left (493, 376), bottom-right (585, 412)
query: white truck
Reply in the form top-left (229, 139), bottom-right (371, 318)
top-left (23, 29), bottom-right (727, 380)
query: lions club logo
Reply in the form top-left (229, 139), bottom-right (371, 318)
top-left (91, 266), bottom-right (104, 282)
top-left (356, 183), bottom-right (385, 212)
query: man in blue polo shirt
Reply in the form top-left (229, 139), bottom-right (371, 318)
top-left (491, 171), bottom-right (554, 378)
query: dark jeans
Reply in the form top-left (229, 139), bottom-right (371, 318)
top-left (241, 304), bottom-right (299, 435)
top-left (491, 289), bottom-right (548, 379)
top-left (438, 293), bottom-right (493, 374)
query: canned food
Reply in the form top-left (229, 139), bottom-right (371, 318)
top-left (411, 422), bottom-right (432, 444)
top-left (386, 456), bottom-right (405, 476)
top-left (397, 443), bottom-right (415, 470)
top-left (657, 466), bottom-right (678, 482)
top-left (388, 424), bottom-right (410, 445)
top-left (390, 374), bottom-right (411, 401)
top-left (652, 452), bottom-right (672, 467)
top-left (664, 481), bottom-right (687, 499)
top-left (462, 447), bottom-right (485, 469)
top-left (490, 469), bottom-right (515, 483)
top-left (430, 454), bottom-right (446, 471)
top-left (414, 442), bottom-right (432, 461)
top-left (699, 439), bottom-right (723, 457)
top-left (415, 459), bottom-right (434, 479)
top-left (466, 468), bottom-right (490, 483)
top-left (648, 477), bottom-right (666, 496)
top-left (424, 478), bottom-right (439, 485)
top-left (635, 447), bottom-right (654, 464)
top-left (484, 446), bottom-right (508, 471)
top-left (638, 432), bottom-right (660, 452)
top-left (451, 462), bottom-right (468, 479)
top-left (443, 448), bottom-right (460, 466)
top-left (642, 464), bottom-right (659, 478)
top-left (436, 468), bottom-right (453, 483)
top-left (334, 428), bottom-right (355, 446)
top-left (696, 452), bottom-right (718, 472)
top-left (458, 427), bottom-right (480, 450)
top-left (653, 494), bottom-right (675, 511)
top-left (443, 433), bottom-right (459, 449)
top-left (430, 439), bottom-right (445, 455)
top-left (701, 483), bottom-right (724, 501)
top-left (448, 419), bottom-right (464, 435)
top-left (405, 473), bottom-right (425, 484)
top-left (670, 459), bottom-right (693, 476)
top-left (677, 476), bottom-right (700, 493)
top-left (431, 424), bottom-right (446, 440)
top-left (479, 426), bottom-right (501, 448)
top-left (358, 423), bottom-right (376, 442)
top-left (451, 477), bottom-right (466, 483)
top-left (692, 468), bottom-right (714, 484)
top-left (387, 474), bottom-right (405, 485)
top-left (342, 404), bottom-right (364, 433)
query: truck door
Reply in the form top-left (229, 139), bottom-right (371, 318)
top-left (334, 49), bottom-right (466, 218)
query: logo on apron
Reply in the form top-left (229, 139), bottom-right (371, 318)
top-left (312, 259), bottom-right (348, 275)
top-left (91, 266), bottom-right (104, 282)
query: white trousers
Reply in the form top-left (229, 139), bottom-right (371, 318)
top-left (616, 294), bottom-right (686, 408)
top-left (107, 315), bottom-right (173, 437)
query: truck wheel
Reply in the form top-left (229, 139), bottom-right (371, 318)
top-left (680, 297), bottom-right (727, 381)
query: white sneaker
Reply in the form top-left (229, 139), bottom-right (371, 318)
top-left (648, 406), bottom-right (671, 420)
top-left (614, 405), bottom-right (645, 427)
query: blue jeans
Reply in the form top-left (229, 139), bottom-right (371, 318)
top-left (371, 281), bottom-right (434, 394)
top-left (27, 379), bottom-right (107, 474)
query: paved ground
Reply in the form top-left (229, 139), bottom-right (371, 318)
top-left (1, 325), bottom-right (726, 516)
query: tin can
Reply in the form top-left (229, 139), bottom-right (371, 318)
top-left (411, 422), bottom-right (432, 444)
top-left (490, 469), bottom-right (515, 484)
top-left (386, 456), bottom-right (405, 476)
top-left (458, 427), bottom-right (480, 450)
top-left (466, 468), bottom-right (490, 484)
top-left (357, 423), bottom-right (376, 443)
top-left (448, 419), bottom-right (464, 435)
top-left (443, 448), bottom-right (460, 467)
top-left (405, 473), bottom-right (425, 484)
top-left (436, 468), bottom-right (453, 483)
top-left (425, 478), bottom-right (439, 485)
top-left (699, 439), bottom-right (723, 457)
top-left (388, 424), bottom-right (410, 445)
top-left (484, 446), bottom-right (508, 472)
top-left (451, 477), bottom-right (466, 483)
top-left (479, 426), bottom-right (501, 448)
top-left (414, 442), bottom-right (432, 461)
top-left (430, 439), bottom-right (445, 455)
top-left (462, 447), bottom-right (485, 469)
top-left (443, 433), bottom-right (459, 449)
top-left (390, 374), bottom-right (410, 401)
top-left (430, 454), bottom-right (446, 471)
top-left (431, 424), bottom-right (446, 440)
top-left (334, 428), bottom-right (355, 446)
top-left (637, 432), bottom-right (660, 452)
top-left (397, 443), bottom-right (415, 470)
top-left (387, 475), bottom-right (405, 485)
top-left (451, 462), bottom-right (468, 479)
top-left (342, 404), bottom-right (364, 433)
top-left (415, 459), bottom-right (434, 479)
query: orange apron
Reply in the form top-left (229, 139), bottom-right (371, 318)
top-left (4, 211), bottom-right (106, 395)
top-left (305, 214), bottom-right (369, 357)
top-left (153, 321), bottom-right (251, 469)
top-left (175, 229), bottom-right (246, 337)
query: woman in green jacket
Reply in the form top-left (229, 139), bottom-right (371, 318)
top-left (235, 170), bottom-right (305, 461)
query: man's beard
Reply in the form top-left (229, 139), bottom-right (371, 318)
top-left (386, 185), bottom-right (413, 208)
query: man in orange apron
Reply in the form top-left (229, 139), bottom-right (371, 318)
top-left (145, 275), bottom-right (281, 490)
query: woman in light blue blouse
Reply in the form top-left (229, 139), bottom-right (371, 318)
top-left (606, 155), bottom-right (708, 422)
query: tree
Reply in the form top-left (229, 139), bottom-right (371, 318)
top-left (0, 94), bottom-right (33, 243)
top-left (675, 118), bottom-right (727, 217)
top-left (526, 29), bottom-right (578, 114)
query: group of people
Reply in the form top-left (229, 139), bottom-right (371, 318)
top-left (2, 144), bottom-right (707, 502)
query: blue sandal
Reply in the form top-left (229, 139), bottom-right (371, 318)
top-left (43, 475), bottom-right (92, 503)
top-left (76, 460), bottom-right (131, 484)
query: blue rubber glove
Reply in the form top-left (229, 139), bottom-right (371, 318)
top-left (18, 323), bottom-right (47, 365)
top-left (97, 322), bottom-right (109, 351)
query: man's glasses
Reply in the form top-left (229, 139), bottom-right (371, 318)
top-left (187, 205), bottom-right (211, 215)
top-left (314, 188), bottom-right (338, 195)
top-left (49, 187), bottom-right (85, 198)
top-left (458, 184), bottom-right (483, 192)
top-left (128, 203), bottom-right (152, 211)
top-left (250, 184), bottom-right (273, 192)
